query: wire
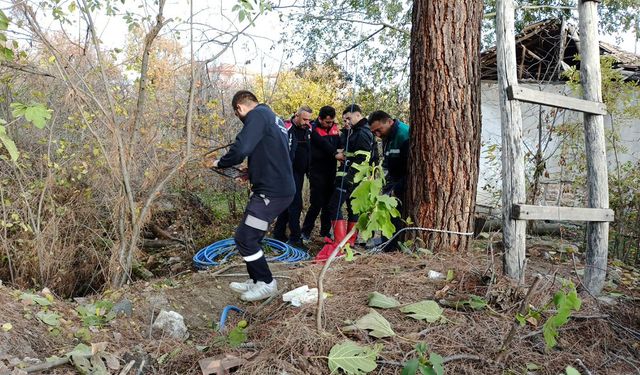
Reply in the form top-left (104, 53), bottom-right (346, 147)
top-left (368, 226), bottom-right (475, 254)
top-left (193, 237), bottom-right (310, 269)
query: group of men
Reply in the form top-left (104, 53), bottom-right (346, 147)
top-left (211, 90), bottom-right (410, 301)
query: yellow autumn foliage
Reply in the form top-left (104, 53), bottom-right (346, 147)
top-left (253, 66), bottom-right (345, 119)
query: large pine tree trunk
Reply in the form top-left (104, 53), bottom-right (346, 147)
top-left (407, 1), bottom-right (483, 252)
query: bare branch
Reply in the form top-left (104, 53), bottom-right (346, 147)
top-left (132, 0), bottom-right (167, 139)
top-left (0, 60), bottom-right (55, 78)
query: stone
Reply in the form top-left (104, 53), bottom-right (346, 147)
top-left (596, 296), bottom-right (617, 306)
top-left (607, 267), bottom-right (623, 284)
top-left (167, 257), bottom-right (182, 264)
top-left (152, 310), bottom-right (188, 341)
top-left (111, 298), bottom-right (133, 317)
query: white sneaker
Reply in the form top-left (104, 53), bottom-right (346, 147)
top-left (240, 279), bottom-right (278, 302)
top-left (229, 279), bottom-right (255, 293)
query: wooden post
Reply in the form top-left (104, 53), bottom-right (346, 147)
top-left (578, 0), bottom-right (609, 295)
top-left (496, 0), bottom-right (526, 281)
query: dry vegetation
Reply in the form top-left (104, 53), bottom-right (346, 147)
top-left (1, 239), bottom-right (638, 374)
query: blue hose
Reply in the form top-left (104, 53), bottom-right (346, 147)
top-left (218, 305), bottom-right (243, 331)
top-left (193, 237), bottom-right (309, 269)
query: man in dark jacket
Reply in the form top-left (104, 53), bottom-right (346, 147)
top-left (272, 106), bottom-right (312, 246)
top-left (212, 90), bottom-right (295, 301)
top-left (317, 104), bottom-right (378, 260)
top-left (301, 106), bottom-right (341, 243)
top-left (368, 110), bottom-right (410, 251)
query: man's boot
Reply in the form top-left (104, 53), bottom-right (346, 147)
top-left (315, 220), bottom-right (348, 263)
top-left (346, 221), bottom-right (358, 247)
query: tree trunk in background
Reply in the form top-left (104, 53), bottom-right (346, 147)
top-left (407, 1), bottom-right (483, 252)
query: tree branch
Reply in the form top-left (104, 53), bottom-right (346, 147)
top-left (132, 0), bottom-right (167, 140)
top-left (326, 26), bottom-right (386, 60)
top-left (0, 60), bottom-right (55, 78)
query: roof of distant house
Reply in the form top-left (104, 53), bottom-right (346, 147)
top-left (481, 19), bottom-right (640, 82)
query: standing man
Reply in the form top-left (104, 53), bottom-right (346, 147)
top-left (368, 110), bottom-right (410, 251)
top-left (212, 90), bottom-right (295, 301)
top-left (301, 106), bottom-right (341, 243)
top-left (273, 106), bottom-right (313, 247)
top-left (316, 104), bottom-right (378, 261)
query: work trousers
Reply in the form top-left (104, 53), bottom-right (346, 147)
top-left (272, 171), bottom-right (305, 242)
top-left (301, 171), bottom-right (335, 237)
top-left (235, 193), bottom-right (293, 283)
top-left (326, 178), bottom-right (358, 223)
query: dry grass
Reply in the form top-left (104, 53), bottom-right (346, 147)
top-left (1, 242), bottom-right (639, 375)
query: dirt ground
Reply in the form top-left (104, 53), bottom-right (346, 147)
top-left (0, 237), bottom-right (638, 374)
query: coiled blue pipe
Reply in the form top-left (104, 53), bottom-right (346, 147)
top-left (193, 237), bottom-right (309, 269)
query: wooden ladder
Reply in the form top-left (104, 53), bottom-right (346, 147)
top-left (495, 0), bottom-right (613, 294)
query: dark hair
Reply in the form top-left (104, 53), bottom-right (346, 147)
top-left (368, 110), bottom-right (392, 124)
top-left (231, 90), bottom-right (258, 109)
top-left (342, 104), bottom-right (362, 115)
top-left (318, 106), bottom-right (336, 119)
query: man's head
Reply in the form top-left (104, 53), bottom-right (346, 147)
top-left (293, 105), bottom-right (313, 128)
top-left (368, 110), bottom-right (394, 139)
top-left (231, 90), bottom-right (259, 120)
top-left (317, 106), bottom-right (336, 129)
top-left (342, 104), bottom-right (363, 128)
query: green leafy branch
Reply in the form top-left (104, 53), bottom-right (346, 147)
top-left (232, 0), bottom-right (272, 24)
top-left (542, 280), bottom-right (581, 349)
top-left (212, 320), bottom-right (248, 348)
top-left (0, 102), bottom-right (52, 161)
top-left (0, 9), bottom-right (14, 61)
top-left (402, 343), bottom-right (444, 375)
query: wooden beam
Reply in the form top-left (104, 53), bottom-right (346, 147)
top-left (579, 0), bottom-right (609, 295)
top-left (507, 85), bottom-right (607, 115)
top-left (512, 204), bottom-right (614, 222)
top-left (497, 0), bottom-right (527, 282)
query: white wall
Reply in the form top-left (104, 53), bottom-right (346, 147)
top-left (478, 81), bottom-right (640, 207)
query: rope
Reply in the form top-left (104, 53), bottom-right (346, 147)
top-left (368, 226), bottom-right (475, 254)
top-left (193, 237), bottom-right (310, 269)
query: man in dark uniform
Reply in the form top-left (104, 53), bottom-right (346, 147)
top-left (272, 106), bottom-right (312, 247)
top-left (212, 90), bottom-right (295, 301)
top-left (368, 110), bottom-right (410, 252)
top-left (316, 104), bottom-right (378, 261)
top-left (301, 106), bottom-right (341, 243)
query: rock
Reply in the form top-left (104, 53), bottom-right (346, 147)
top-left (607, 267), bottom-right (623, 284)
top-left (111, 298), bottom-right (133, 317)
top-left (428, 270), bottom-right (444, 280)
top-left (11, 368), bottom-right (27, 375)
top-left (170, 262), bottom-right (186, 274)
top-left (167, 257), bottom-right (182, 264)
top-left (597, 296), bottom-right (617, 306)
top-left (147, 295), bottom-right (169, 308)
top-left (558, 244), bottom-right (579, 254)
top-left (113, 332), bottom-right (122, 343)
top-left (152, 310), bottom-right (188, 341)
top-left (132, 262), bottom-right (154, 280)
top-left (73, 297), bottom-right (90, 305)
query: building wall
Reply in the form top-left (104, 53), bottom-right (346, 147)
top-left (478, 81), bottom-right (640, 208)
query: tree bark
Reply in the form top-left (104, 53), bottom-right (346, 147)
top-left (408, 0), bottom-right (483, 252)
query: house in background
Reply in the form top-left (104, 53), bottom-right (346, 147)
top-left (476, 19), bottom-right (640, 221)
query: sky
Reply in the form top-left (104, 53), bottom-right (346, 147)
top-left (2, 0), bottom-right (638, 76)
